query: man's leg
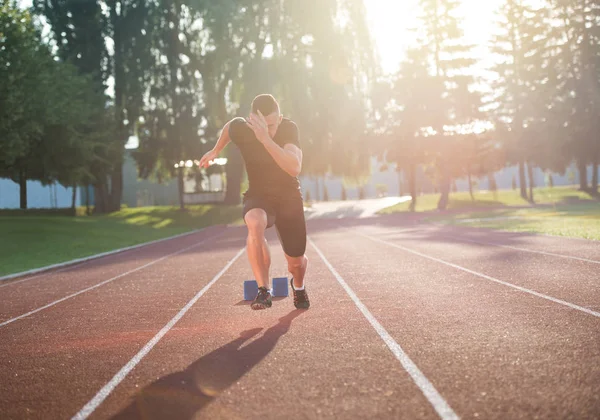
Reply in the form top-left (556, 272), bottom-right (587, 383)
top-left (274, 195), bottom-right (310, 308)
top-left (244, 208), bottom-right (271, 289)
top-left (285, 253), bottom-right (308, 289)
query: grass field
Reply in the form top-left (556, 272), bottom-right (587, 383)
top-left (378, 185), bottom-right (597, 214)
top-left (0, 204), bottom-right (243, 277)
top-left (429, 203), bottom-right (600, 241)
top-left (378, 186), bottom-right (600, 241)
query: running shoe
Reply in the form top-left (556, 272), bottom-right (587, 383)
top-left (251, 286), bottom-right (272, 310)
top-left (290, 278), bottom-right (310, 309)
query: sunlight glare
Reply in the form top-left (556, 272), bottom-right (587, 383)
top-left (364, 0), bottom-right (506, 76)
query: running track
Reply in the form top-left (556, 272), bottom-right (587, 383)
top-left (1, 217), bottom-right (599, 419)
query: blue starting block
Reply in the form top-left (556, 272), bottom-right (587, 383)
top-left (243, 280), bottom-right (258, 301)
top-left (243, 277), bottom-right (289, 300)
top-left (272, 277), bottom-right (289, 297)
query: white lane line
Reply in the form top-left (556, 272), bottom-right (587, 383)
top-left (0, 227), bottom-right (216, 286)
top-left (375, 227), bottom-right (600, 265)
top-left (309, 238), bottom-right (459, 420)
top-left (357, 232), bottom-right (600, 319)
top-left (0, 231), bottom-right (225, 328)
top-left (71, 247), bottom-right (246, 420)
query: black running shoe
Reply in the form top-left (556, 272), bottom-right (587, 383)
top-left (251, 286), bottom-right (272, 310)
top-left (290, 278), bottom-right (310, 309)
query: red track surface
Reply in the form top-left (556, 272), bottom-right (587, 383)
top-left (1, 218), bottom-right (599, 419)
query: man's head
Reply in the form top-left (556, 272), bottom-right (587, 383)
top-left (250, 93), bottom-right (283, 138)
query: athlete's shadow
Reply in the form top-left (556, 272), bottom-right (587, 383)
top-left (111, 309), bottom-right (306, 420)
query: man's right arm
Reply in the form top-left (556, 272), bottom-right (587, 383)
top-left (212, 119), bottom-right (236, 154)
top-left (200, 118), bottom-right (239, 168)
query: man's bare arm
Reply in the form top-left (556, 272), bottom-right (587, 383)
top-left (199, 119), bottom-right (234, 168)
top-left (212, 120), bottom-right (233, 154)
top-left (262, 140), bottom-right (303, 177)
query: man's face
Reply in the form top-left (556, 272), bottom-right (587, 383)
top-left (265, 111), bottom-right (283, 138)
top-left (251, 110), bottom-right (282, 138)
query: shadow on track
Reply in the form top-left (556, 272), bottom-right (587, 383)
top-left (111, 309), bottom-right (306, 420)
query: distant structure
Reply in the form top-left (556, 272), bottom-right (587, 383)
top-left (298, 157), bottom-right (595, 201)
top-left (0, 155), bottom-right (595, 209)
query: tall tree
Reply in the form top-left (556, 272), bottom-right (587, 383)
top-left (487, 0), bottom-right (552, 201)
top-left (32, 0), bottom-right (118, 211)
top-left (1, 1), bottom-right (107, 209)
top-left (415, 0), bottom-right (483, 210)
top-left (373, 47), bottom-right (444, 210)
top-left (548, 0), bottom-right (600, 193)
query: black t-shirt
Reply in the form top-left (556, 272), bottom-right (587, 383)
top-left (228, 116), bottom-right (302, 198)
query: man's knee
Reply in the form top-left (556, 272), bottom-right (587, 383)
top-left (286, 254), bottom-right (307, 271)
top-left (245, 209), bottom-right (267, 237)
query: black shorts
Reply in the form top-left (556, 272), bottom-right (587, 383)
top-left (242, 192), bottom-right (307, 257)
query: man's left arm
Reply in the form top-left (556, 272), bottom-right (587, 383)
top-left (262, 139), bottom-right (302, 178)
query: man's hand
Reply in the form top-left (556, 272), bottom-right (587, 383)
top-left (245, 110), bottom-right (271, 144)
top-left (199, 149), bottom-right (218, 169)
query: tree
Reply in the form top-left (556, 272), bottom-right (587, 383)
top-left (32, 0), bottom-right (119, 212)
top-left (373, 47), bottom-right (443, 211)
top-left (487, 0), bottom-right (555, 202)
top-left (0, 2), bottom-right (48, 207)
top-left (0, 1), bottom-right (106, 209)
top-left (547, 0), bottom-right (600, 193)
top-left (415, 0), bottom-right (484, 210)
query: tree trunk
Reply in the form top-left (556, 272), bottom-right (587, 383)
top-left (109, 165), bottom-right (123, 212)
top-left (527, 161), bottom-right (535, 203)
top-left (93, 182), bottom-right (108, 214)
top-left (85, 185), bottom-right (90, 215)
top-left (397, 169), bottom-right (403, 196)
top-left (109, 1), bottom-right (125, 213)
top-left (165, 0), bottom-right (185, 211)
top-left (437, 162), bottom-right (451, 211)
top-left (178, 169), bottom-right (185, 210)
top-left (467, 169), bottom-right (474, 201)
top-left (518, 160), bottom-right (527, 199)
top-left (408, 163), bottom-right (417, 212)
top-left (71, 184), bottom-right (77, 211)
top-left (591, 155), bottom-right (598, 194)
top-left (19, 170), bottom-right (27, 210)
top-left (577, 158), bottom-right (588, 191)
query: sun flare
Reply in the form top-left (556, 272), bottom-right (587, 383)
top-left (364, 0), bottom-right (506, 75)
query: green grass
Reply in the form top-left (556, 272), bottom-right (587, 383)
top-left (378, 185), bottom-right (597, 214)
top-left (378, 185), bottom-right (600, 241)
top-left (0, 204), bottom-right (243, 277)
top-left (429, 203), bottom-right (600, 240)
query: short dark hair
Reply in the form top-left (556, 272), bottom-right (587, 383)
top-left (251, 94), bottom-right (280, 116)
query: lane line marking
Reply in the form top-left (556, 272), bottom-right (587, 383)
top-left (71, 247), bottom-right (246, 420)
top-left (0, 227), bottom-right (219, 286)
top-left (375, 227), bottom-right (600, 265)
top-left (356, 232), bottom-right (600, 319)
top-left (0, 231), bottom-right (225, 328)
top-left (309, 237), bottom-right (459, 420)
